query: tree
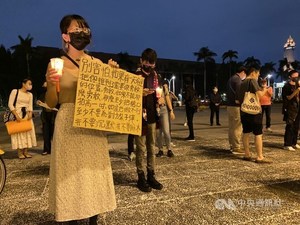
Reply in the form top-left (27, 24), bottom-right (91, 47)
top-left (11, 34), bottom-right (34, 77)
top-left (260, 62), bottom-right (276, 78)
top-left (222, 50), bottom-right (238, 77)
top-left (194, 47), bottom-right (217, 97)
top-left (0, 45), bottom-right (14, 104)
top-left (243, 56), bottom-right (261, 68)
top-left (117, 51), bottom-right (135, 72)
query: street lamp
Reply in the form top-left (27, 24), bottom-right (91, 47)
top-left (164, 75), bottom-right (176, 94)
top-left (171, 75), bottom-right (176, 95)
top-left (266, 74), bottom-right (272, 86)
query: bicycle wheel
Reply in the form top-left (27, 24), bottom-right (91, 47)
top-left (0, 157), bottom-right (6, 194)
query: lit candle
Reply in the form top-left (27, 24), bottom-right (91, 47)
top-left (50, 58), bottom-right (64, 92)
top-left (156, 87), bottom-right (162, 98)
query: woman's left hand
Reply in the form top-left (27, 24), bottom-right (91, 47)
top-left (108, 59), bottom-right (119, 68)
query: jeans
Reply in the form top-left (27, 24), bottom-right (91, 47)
top-left (156, 106), bottom-right (171, 150)
top-left (261, 105), bottom-right (271, 128)
top-left (186, 106), bottom-right (196, 139)
top-left (135, 123), bottom-right (156, 173)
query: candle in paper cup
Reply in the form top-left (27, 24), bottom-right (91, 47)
top-left (156, 87), bottom-right (162, 98)
top-left (50, 58), bottom-right (64, 77)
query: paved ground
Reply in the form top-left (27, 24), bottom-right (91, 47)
top-left (0, 104), bottom-right (300, 225)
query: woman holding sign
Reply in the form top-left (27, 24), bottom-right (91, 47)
top-left (45, 14), bottom-right (117, 224)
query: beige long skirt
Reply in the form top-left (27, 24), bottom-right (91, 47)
top-left (49, 103), bottom-right (116, 222)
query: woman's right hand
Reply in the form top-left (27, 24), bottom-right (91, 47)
top-left (16, 115), bottom-right (22, 122)
top-left (46, 68), bottom-right (60, 86)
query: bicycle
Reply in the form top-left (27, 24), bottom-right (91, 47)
top-left (0, 149), bottom-right (6, 194)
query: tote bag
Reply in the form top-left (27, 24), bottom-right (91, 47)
top-left (5, 120), bottom-right (33, 135)
top-left (241, 80), bottom-right (262, 115)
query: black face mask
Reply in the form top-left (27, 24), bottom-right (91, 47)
top-left (291, 77), bottom-right (298, 82)
top-left (142, 65), bottom-right (154, 74)
top-left (69, 32), bottom-right (91, 51)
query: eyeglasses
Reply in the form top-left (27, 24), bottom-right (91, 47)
top-left (68, 27), bottom-right (91, 35)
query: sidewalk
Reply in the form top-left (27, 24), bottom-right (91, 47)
top-left (0, 105), bottom-right (300, 225)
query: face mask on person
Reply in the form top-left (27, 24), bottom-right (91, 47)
top-left (142, 65), bottom-right (154, 74)
top-left (69, 31), bottom-right (91, 51)
top-left (291, 77), bottom-right (298, 82)
top-left (26, 84), bottom-right (32, 91)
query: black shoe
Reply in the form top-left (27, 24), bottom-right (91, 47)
top-left (167, 150), bottom-right (174, 157)
top-left (137, 172), bottom-right (152, 192)
top-left (89, 215), bottom-right (98, 225)
top-left (156, 150), bottom-right (164, 157)
top-left (217, 123), bottom-right (221, 126)
top-left (69, 220), bottom-right (79, 225)
top-left (185, 137), bottom-right (195, 142)
top-left (147, 170), bottom-right (163, 190)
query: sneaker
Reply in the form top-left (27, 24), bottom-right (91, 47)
top-left (185, 137), bottom-right (195, 142)
top-left (231, 148), bottom-right (244, 155)
top-left (283, 146), bottom-right (296, 151)
top-left (156, 150), bottom-right (164, 157)
top-left (293, 144), bottom-right (300, 149)
top-left (167, 150), bottom-right (175, 157)
top-left (266, 127), bottom-right (273, 132)
top-left (128, 152), bottom-right (136, 161)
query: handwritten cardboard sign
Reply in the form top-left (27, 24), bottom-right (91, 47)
top-left (73, 57), bottom-right (144, 135)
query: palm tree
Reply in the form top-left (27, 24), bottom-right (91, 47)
top-left (11, 34), bottom-right (34, 76)
top-left (117, 51), bottom-right (135, 72)
top-left (260, 62), bottom-right (276, 78)
top-left (243, 56), bottom-right (261, 68)
top-left (194, 47), bottom-right (217, 97)
top-left (222, 50), bottom-right (238, 77)
top-left (0, 45), bottom-right (14, 104)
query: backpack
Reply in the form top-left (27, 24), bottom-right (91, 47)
top-left (189, 95), bottom-right (200, 109)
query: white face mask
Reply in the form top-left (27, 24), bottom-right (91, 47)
top-left (26, 84), bottom-right (32, 91)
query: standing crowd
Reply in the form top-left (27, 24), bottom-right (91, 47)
top-left (3, 13), bottom-right (300, 225)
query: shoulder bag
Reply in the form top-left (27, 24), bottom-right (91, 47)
top-left (241, 80), bottom-right (262, 115)
top-left (3, 89), bottom-right (19, 123)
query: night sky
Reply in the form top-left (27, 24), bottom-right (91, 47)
top-left (1, 0), bottom-right (299, 64)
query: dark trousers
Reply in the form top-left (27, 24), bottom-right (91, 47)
top-left (42, 112), bottom-right (55, 154)
top-left (284, 112), bottom-right (300, 146)
top-left (210, 107), bottom-right (220, 125)
top-left (128, 134), bottom-right (135, 154)
top-left (261, 105), bottom-right (271, 128)
top-left (186, 106), bottom-right (196, 139)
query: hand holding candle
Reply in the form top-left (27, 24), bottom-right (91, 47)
top-left (156, 87), bottom-right (162, 98)
top-left (50, 58), bottom-right (64, 92)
